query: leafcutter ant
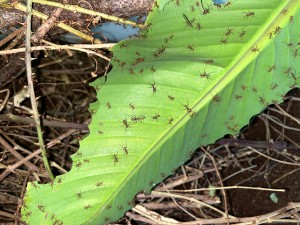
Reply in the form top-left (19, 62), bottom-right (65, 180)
top-left (84, 205), bottom-right (91, 210)
top-left (220, 38), bottom-right (228, 45)
top-left (152, 113), bottom-right (161, 121)
top-left (293, 48), bottom-right (299, 60)
top-left (96, 181), bottom-right (103, 187)
top-left (106, 102), bottom-right (111, 109)
top-left (121, 143), bottom-right (129, 155)
top-left (76, 191), bottom-right (82, 199)
top-left (225, 27), bottom-right (234, 36)
top-left (244, 11), bottom-right (255, 20)
top-left (273, 26), bottom-right (281, 35)
top-left (234, 95), bottom-right (243, 100)
top-left (258, 96), bottom-right (267, 105)
top-left (182, 101), bottom-right (193, 114)
top-left (250, 45), bottom-right (260, 54)
top-left (224, 1), bottom-right (231, 7)
top-left (168, 95), bottom-right (175, 101)
top-left (205, 59), bottom-right (214, 64)
top-left (239, 29), bottom-right (246, 39)
top-left (128, 68), bottom-right (135, 76)
top-left (212, 94), bottom-right (221, 103)
top-left (111, 153), bottom-right (119, 165)
top-left (150, 66), bottom-right (156, 73)
top-left (199, 69), bottom-right (211, 80)
top-left (187, 44), bottom-right (195, 53)
top-left (149, 80), bottom-right (157, 94)
top-left (122, 118), bottom-right (130, 129)
top-left (168, 117), bottom-right (174, 124)
top-left (129, 102), bottom-right (135, 110)
top-left (75, 161), bottom-right (82, 169)
top-left (267, 65), bottom-right (276, 73)
top-left (38, 204), bottom-right (45, 212)
top-left (196, 23), bottom-right (203, 32)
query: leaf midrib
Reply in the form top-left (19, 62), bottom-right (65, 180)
top-left (94, 0), bottom-right (298, 220)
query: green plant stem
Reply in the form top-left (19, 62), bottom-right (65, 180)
top-left (25, 0), bottom-right (54, 180)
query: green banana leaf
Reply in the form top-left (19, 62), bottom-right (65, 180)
top-left (22, 0), bottom-right (300, 224)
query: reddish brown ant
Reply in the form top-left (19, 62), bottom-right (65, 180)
top-left (199, 69), bottom-right (211, 80)
top-left (250, 45), bottom-right (260, 54)
top-left (234, 95), bottom-right (243, 100)
top-left (287, 42), bottom-right (294, 48)
top-left (269, 32), bottom-right (273, 39)
top-left (106, 102), bottom-right (111, 109)
top-left (187, 44), bottom-right (195, 53)
top-left (267, 65), bottom-right (276, 73)
top-left (168, 95), bottom-right (175, 101)
top-left (271, 83), bottom-right (278, 90)
top-left (203, 8), bottom-right (210, 15)
top-left (119, 62), bottom-right (126, 68)
top-left (95, 181), bottom-right (103, 187)
top-left (168, 117), bottom-right (174, 124)
top-left (212, 94), bottom-right (221, 103)
top-left (122, 118), bottom-right (130, 129)
top-left (128, 68), bottom-right (135, 76)
top-left (38, 204), bottom-right (45, 212)
top-left (220, 38), bottom-right (228, 45)
top-left (224, 1), bottom-right (231, 7)
top-left (152, 113), bottom-right (161, 121)
top-left (281, 8), bottom-right (288, 15)
top-left (273, 26), bottom-right (281, 35)
top-left (258, 96), bottom-right (267, 105)
top-left (225, 27), bottom-right (234, 36)
top-left (75, 161), bottom-right (82, 169)
top-left (239, 29), bottom-right (246, 39)
top-left (205, 59), bottom-right (214, 64)
top-left (132, 57), bottom-right (145, 66)
top-left (111, 153), bottom-right (119, 165)
top-left (120, 43), bottom-right (128, 48)
top-left (129, 102), bottom-right (135, 110)
top-left (251, 86), bottom-right (257, 93)
top-left (244, 11), bottom-right (255, 20)
top-left (121, 143), bottom-right (129, 155)
top-left (150, 66), bottom-right (156, 73)
top-left (76, 191), bottom-right (83, 199)
top-left (293, 48), bottom-right (299, 60)
top-left (182, 102), bottom-right (193, 114)
top-left (84, 205), bottom-right (91, 210)
top-left (149, 80), bottom-right (157, 94)
top-left (196, 23), bottom-right (203, 32)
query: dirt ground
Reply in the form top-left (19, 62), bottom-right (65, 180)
top-left (1, 52), bottom-right (300, 224)
top-left (224, 89), bottom-right (300, 221)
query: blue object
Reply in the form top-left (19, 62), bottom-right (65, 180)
top-left (91, 22), bottom-right (140, 43)
top-left (60, 16), bottom-right (145, 43)
top-left (212, 0), bottom-right (228, 4)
